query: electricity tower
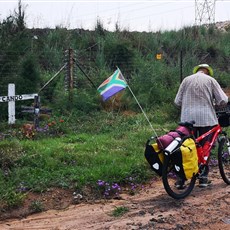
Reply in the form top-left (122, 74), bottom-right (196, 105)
top-left (195, 0), bottom-right (216, 26)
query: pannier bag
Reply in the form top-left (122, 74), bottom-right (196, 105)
top-left (145, 136), bottom-right (198, 180)
top-left (172, 137), bottom-right (199, 180)
top-left (216, 102), bottom-right (230, 127)
top-left (144, 140), bottom-right (164, 176)
top-left (156, 126), bottom-right (190, 150)
top-left (218, 113), bottom-right (230, 127)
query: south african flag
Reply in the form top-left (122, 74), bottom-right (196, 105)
top-left (97, 69), bottom-right (127, 101)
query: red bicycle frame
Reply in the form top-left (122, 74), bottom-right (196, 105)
top-left (194, 124), bottom-right (222, 164)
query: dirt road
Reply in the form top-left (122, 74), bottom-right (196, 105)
top-left (0, 169), bottom-right (229, 230)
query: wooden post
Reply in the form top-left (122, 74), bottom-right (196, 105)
top-left (69, 48), bottom-right (74, 102)
top-left (34, 95), bottom-right (40, 129)
top-left (21, 99), bottom-right (52, 128)
top-left (180, 50), bottom-right (183, 83)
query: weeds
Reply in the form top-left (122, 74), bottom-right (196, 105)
top-left (29, 200), bottom-right (44, 213)
top-left (111, 206), bottom-right (129, 217)
top-left (0, 190), bottom-right (26, 210)
top-left (0, 139), bottom-right (24, 170)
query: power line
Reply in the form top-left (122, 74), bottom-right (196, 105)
top-left (73, 2), bottom-right (172, 23)
top-left (123, 5), bottom-right (194, 23)
top-left (70, 2), bottom-right (194, 31)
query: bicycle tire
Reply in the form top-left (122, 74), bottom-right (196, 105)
top-left (218, 136), bottom-right (230, 185)
top-left (162, 155), bottom-right (197, 199)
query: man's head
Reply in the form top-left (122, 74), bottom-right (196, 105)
top-left (193, 64), bottom-right (214, 77)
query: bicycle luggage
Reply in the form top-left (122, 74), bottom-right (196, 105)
top-left (172, 137), bottom-right (199, 180)
top-left (156, 126), bottom-right (190, 149)
top-left (144, 140), bottom-right (164, 176)
top-left (216, 102), bottom-right (230, 127)
top-left (145, 135), bottom-right (198, 179)
top-left (217, 113), bottom-right (230, 127)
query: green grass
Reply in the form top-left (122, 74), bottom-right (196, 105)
top-left (111, 206), bottom-right (129, 217)
top-left (0, 111), bottom-right (174, 211)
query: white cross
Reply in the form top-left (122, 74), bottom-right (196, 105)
top-left (0, 84), bottom-right (38, 124)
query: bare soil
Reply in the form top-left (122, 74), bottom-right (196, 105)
top-left (0, 166), bottom-right (229, 230)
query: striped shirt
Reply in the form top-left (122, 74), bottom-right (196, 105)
top-left (174, 72), bottom-right (228, 127)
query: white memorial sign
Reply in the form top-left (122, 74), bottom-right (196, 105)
top-left (0, 84), bottom-right (38, 124)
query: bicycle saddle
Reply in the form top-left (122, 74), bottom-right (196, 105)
top-left (178, 121), bottom-right (195, 130)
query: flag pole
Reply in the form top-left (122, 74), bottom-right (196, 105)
top-left (126, 84), bottom-right (158, 136)
top-left (116, 67), bottom-right (159, 138)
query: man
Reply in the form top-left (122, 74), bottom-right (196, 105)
top-left (174, 64), bottom-right (228, 187)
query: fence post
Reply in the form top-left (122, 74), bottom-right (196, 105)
top-left (65, 48), bottom-right (76, 103)
top-left (69, 48), bottom-right (74, 102)
top-left (180, 50), bottom-right (183, 83)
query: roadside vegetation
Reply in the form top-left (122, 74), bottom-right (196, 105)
top-left (0, 111), bottom-right (176, 214)
top-left (0, 1), bottom-right (230, 216)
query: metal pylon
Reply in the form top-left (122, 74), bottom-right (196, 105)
top-left (195, 0), bottom-right (216, 26)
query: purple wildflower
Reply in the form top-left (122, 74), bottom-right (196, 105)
top-left (97, 180), bottom-right (105, 186)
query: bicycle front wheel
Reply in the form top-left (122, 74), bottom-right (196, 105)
top-left (218, 136), bottom-right (230, 184)
top-left (162, 155), bottom-right (197, 199)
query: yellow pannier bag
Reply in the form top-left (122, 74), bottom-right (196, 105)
top-left (172, 137), bottom-right (199, 180)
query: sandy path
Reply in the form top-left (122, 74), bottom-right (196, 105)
top-left (0, 171), bottom-right (229, 230)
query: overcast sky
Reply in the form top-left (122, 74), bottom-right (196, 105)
top-left (0, 0), bottom-right (230, 32)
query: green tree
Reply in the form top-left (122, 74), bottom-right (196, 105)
top-left (17, 54), bottom-right (40, 94)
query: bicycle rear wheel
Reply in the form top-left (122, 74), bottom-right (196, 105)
top-left (162, 155), bottom-right (197, 199)
top-left (218, 136), bottom-right (230, 184)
